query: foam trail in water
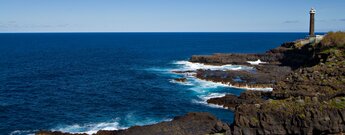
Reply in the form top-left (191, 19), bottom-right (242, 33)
top-left (150, 60), bottom-right (272, 109)
top-left (197, 79), bottom-right (273, 91)
top-left (192, 93), bottom-right (228, 109)
top-left (190, 77), bottom-right (273, 91)
top-left (173, 61), bottom-right (253, 71)
top-left (169, 79), bottom-right (194, 86)
top-left (10, 130), bottom-right (37, 135)
top-left (50, 114), bottom-right (172, 135)
top-left (51, 119), bottom-right (125, 135)
top-left (247, 59), bottom-right (267, 65)
top-left (145, 67), bottom-right (172, 72)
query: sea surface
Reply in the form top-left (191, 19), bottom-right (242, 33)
top-left (0, 33), bottom-right (309, 134)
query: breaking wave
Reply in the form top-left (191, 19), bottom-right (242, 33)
top-left (167, 60), bottom-right (272, 108)
top-left (192, 93), bottom-right (228, 109)
top-left (247, 59), bottom-right (267, 65)
top-left (195, 79), bottom-right (273, 91)
top-left (10, 130), bottom-right (37, 135)
top-left (172, 61), bottom-right (253, 71)
top-left (51, 119), bottom-right (125, 134)
top-left (48, 114), bottom-right (172, 135)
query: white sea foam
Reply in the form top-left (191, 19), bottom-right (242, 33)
top-left (247, 59), bottom-right (267, 65)
top-left (193, 78), bottom-right (273, 91)
top-left (192, 93), bottom-right (228, 109)
top-left (10, 130), bottom-right (37, 135)
top-left (151, 60), bottom-right (272, 109)
top-left (51, 119), bottom-right (125, 135)
top-left (192, 78), bottom-right (230, 88)
top-left (169, 79), bottom-right (194, 86)
top-left (187, 79), bottom-right (225, 93)
top-left (214, 81), bottom-right (273, 91)
top-left (170, 71), bottom-right (196, 77)
top-left (173, 61), bottom-right (252, 71)
top-left (200, 93), bottom-right (226, 101)
top-left (145, 67), bottom-right (172, 73)
top-left (192, 99), bottom-right (226, 109)
top-left (50, 115), bottom-right (172, 135)
top-left (122, 112), bottom-right (168, 126)
top-left (169, 68), bottom-right (273, 91)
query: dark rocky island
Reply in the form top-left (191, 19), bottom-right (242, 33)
top-left (37, 32), bottom-right (345, 135)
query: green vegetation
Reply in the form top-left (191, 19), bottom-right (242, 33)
top-left (264, 98), bottom-right (310, 116)
top-left (320, 31), bottom-right (345, 49)
top-left (298, 113), bottom-right (306, 119)
top-left (294, 42), bottom-right (304, 48)
top-left (261, 96), bottom-right (345, 119)
top-left (329, 97), bottom-right (345, 109)
top-left (318, 31), bottom-right (345, 65)
top-left (251, 117), bottom-right (259, 124)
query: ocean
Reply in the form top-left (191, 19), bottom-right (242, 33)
top-left (0, 33), bottom-right (308, 134)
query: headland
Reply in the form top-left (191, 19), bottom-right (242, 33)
top-left (37, 31), bottom-right (345, 135)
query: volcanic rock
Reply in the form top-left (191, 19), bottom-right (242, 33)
top-left (36, 112), bottom-right (231, 135)
top-left (173, 78), bottom-right (187, 82)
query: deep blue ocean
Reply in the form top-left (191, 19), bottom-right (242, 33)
top-left (0, 33), bottom-right (309, 134)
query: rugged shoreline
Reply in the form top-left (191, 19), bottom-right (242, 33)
top-left (37, 32), bottom-right (345, 135)
top-left (192, 33), bottom-right (345, 134)
top-left (37, 112), bottom-right (231, 135)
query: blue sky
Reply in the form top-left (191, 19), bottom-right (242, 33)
top-left (0, 0), bottom-right (344, 32)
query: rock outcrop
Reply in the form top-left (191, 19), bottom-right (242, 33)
top-left (195, 65), bottom-right (292, 89)
top-left (173, 77), bottom-right (187, 82)
top-left (207, 91), bottom-right (271, 111)
top-left (190, 53), bottom-right (279, 66)
top-left (37, 112), bottom-right (231, 135)
top-left (231, 99), bottom-right (345, 135)
top-left (190, 41), bottom-right (320, 69)
top-left (205, 33), bottom-right (345, 134)
top-left (189, 42), bottom-right (316, 89)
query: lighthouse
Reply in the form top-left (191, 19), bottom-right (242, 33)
top-left (309, 8), bottom-right (316, 37)
top-left (296, 8), bottom-right (323, 46)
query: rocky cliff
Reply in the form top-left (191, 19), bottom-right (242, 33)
top-left (205, 32), bottom-right (345, 134)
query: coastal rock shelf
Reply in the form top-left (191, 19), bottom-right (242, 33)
top-left (37, 32), bottom-right (345, 135)
top-left (194, 33), bottom-right (345, 134)
top-left (37, 112), bottom-right (231, 135)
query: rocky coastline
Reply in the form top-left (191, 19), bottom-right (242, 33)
top-left (37, 112), bottom-right (231, 135)
top-left (37, 32), bottom-right (345, 135)
top-left (194, 32), bottom-right (345, 134)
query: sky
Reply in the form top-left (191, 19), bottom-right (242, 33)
top-left (0, 0), bottom-right (344, 32)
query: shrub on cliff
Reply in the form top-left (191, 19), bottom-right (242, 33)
top-left (321, 31), bottom-right (345, 48)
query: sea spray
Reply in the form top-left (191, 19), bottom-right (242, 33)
top-left (167, 60), bottom-right (272, 109)
top-left (51, 119), bottom-right (124, 134)
top-left (172, 61), bottom-right (253, 71)
top-left (171, 60), bottom-right (273, 91)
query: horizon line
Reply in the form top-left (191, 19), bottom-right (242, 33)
top-left (0, 31), bottom-right (328, 34)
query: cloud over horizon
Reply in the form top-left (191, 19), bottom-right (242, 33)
top-left (283, 20), bottom-right (300, 24)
